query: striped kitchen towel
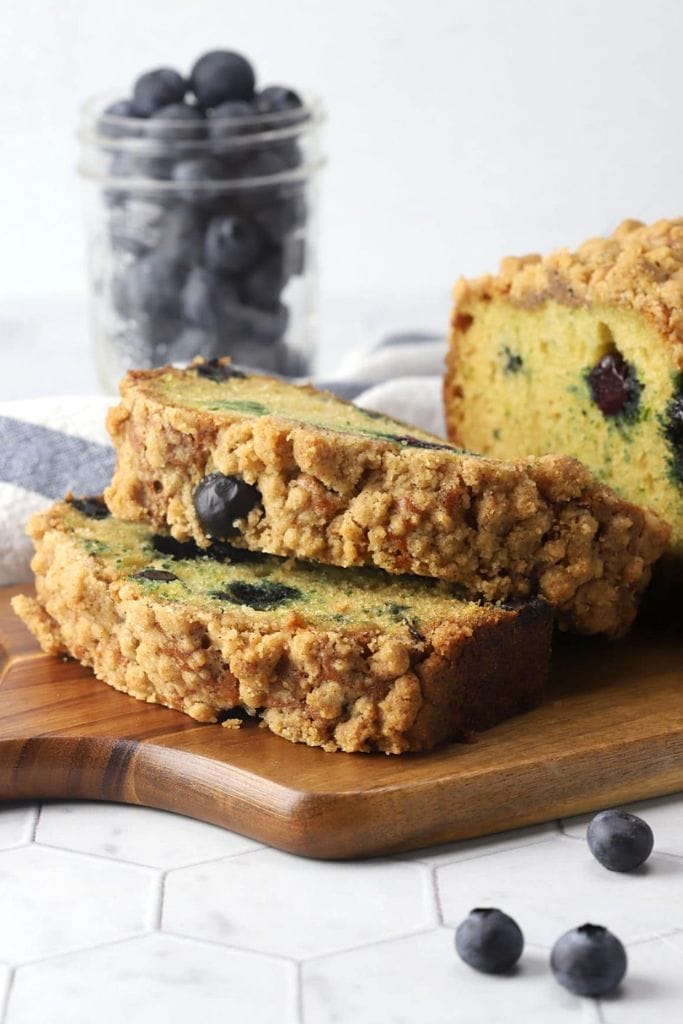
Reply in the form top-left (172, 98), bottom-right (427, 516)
top-left (0, 332), bottom-right (445, 585)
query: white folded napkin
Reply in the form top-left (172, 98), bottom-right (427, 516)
top-left (0, 333), bottom-right (445, 585)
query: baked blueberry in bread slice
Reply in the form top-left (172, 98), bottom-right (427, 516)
top-left (104, 359), bottom-right (669, 637)
top-left (12, 498), bottom-right (551, 755)
top-left (445, 217), bottom-right (682, 584)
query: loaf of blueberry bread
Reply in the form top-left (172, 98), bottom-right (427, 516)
top-left (104, 358), bottom-right (669, 637)
top-left (444, 217), bottom-right (682, 581)
top-left (11, 497), bottom-right (552, 755)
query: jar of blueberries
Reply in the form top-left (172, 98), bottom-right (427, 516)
top-left (78, 50), bottom-right (324, 390)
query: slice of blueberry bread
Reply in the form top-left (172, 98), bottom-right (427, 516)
top-left (104, 358), bottom-right (670, 637)
top-left (444, 217), bottom-right (682, 583)
top-left (11, 497), bottom-right (552, 755)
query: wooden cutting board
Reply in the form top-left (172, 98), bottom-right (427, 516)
top-left (1, 583), bottom-right (682, 859)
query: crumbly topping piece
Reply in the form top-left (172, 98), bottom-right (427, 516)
top-left (455, 218), bottom-right (683, 368)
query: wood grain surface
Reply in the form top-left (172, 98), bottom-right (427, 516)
top-left (1, 584), bottom-right (682, 859)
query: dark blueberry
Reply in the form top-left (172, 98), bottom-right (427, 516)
top-left (113, 250), bottom-right (186, 321)
top-left (98, 99), bottom-right (140, 138)
top-left (133, 568), bottom-right (179, 583)
top-left (204, 214), bottom-right (262, 275)
top-left (255, 192), bottom-right (306, 243)
top-left (146, 102), bottom-right (206, 140)
top-left (159, 205), bottom-right (205, 263)
top-left (255, 85), bottom-right (304, 116)
top-left (190, 50), bottom-right (256, 108)
top-left (216, 706), bottom-right (261, 723)
top-left (70, 496), bottom-right (110, 520)
top-left (207, 100), bottom-right (256, 139)
top-left (152, 534), bottom-right (203, 560)
top-left (240, 250), bottom-right (287, 309)
top-left (107, 149), bottom-right (174, 186)
top-left (587, 809), bottom-right (654, 871)
top-left (211, 580), bottom-right (300, 610)
top-left (131, 68), bottom-right (186, 117)
top-left (284, 235), bottom-right (306, 276)
top-left (455, 908), bottom-right (524, 974)
top-left (502, 346), bottom-right (523, 374)
top-left (551, 924), bottom-right (627, 997)
top-left (206, 540), bottom-right (261, 563)
top-left (587, 351), bottom-right (641, 417)
top-left (193, 473), bottom-right (262, 538)
top-left (194, 357), bottom-right (246, 382)
top-left (664, 390), bottom-right (683, 484)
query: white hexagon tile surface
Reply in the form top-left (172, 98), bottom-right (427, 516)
top-left (1, 796), bottom-right (683, 1023)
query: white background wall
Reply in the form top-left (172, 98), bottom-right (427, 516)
top-left (1, 0), bottom-right (681, 333)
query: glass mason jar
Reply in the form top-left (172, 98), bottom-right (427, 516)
top-left (78, 95), bottom-right (324, 391)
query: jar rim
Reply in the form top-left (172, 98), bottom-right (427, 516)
top-left (77, 92), bottom-right (325, 189)
top-left (78, 92), bottom-right (324, 149)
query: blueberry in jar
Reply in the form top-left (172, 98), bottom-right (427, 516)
top-left (239, 301), bottom-right (289, 344)
top-left (240, 250), bottom-right (287, 310)
top-left (587, 808), bottom-right (654, 871)
top-left (454, 908), bottom-right (524, 974)
top-left (204, 214), bottom-right (262, 275)
top-left (113, 249), bottom-right (186, 321)
top-left (181, 267), bottom-right (217, 329)
top-left (207, 100), bottom-right (256, 138)
top-left (550, 924), bottom-right (627, 997)
top-left (255, 85), bottom-right (304, 116)
top-left (146, 102), bottom-right (206, 140)
top-left (131, 68), bottom-right (187, 117)
top-left (193, 473), bottom-right (262, 538)
top-left (171, 156), bottom-right (224, 204)
top-left (109, 199), bottom-right (168, 255)
top-left (587, 351), bottom-right (641, 418)
top-left (255, 191), bottom-right (306, 243)
top-left (98, 99), bottom-right (140, 138)
top-left (190, 50), bottom-right (256, 107)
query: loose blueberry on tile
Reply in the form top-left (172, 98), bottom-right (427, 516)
top-left (587, 351), bottom-right (641, 417)
top-left (550, 924), bottom-right (627, 996)
top-left (193, 473), bottom-right (261, 538)
top-left (204, 214), bottom-right (262, 274)
top-left (455, 908), bottom-right (524, 974)
top-left (190, 50), bottom-right (256, 107)
top-left (194, 357), bottom-right (246, 382)
top-left (133, 568), bottom-right (179, 582)
top-left (70, 497), bottom-right (110, 520)
top-left (211, 580), bottom-right (300, 610)
top-left (255, 85), bottom-right (303, 115)
top-left (587, 808), bottom-right (654, 871)
top-left (664, 391), bottom-right (683, 484)
top-left (131, 68), bottom-right (187, 117)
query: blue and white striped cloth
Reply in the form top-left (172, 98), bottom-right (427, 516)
top-left (0, 333), bottom-right (446, 586)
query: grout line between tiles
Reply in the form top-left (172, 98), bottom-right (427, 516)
top-left (0, 968), bottom-right (15, 1024)
top-left (159, 928), bottom-right (301, 966)
top-left (27, 804), bottom-right (41, 843)
top-left (295, 961), bottom-right (304, 1024)
top-left (29, 837), bottom-right (165, 873)
top-left (412, 833), bottom-right (560, 868)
